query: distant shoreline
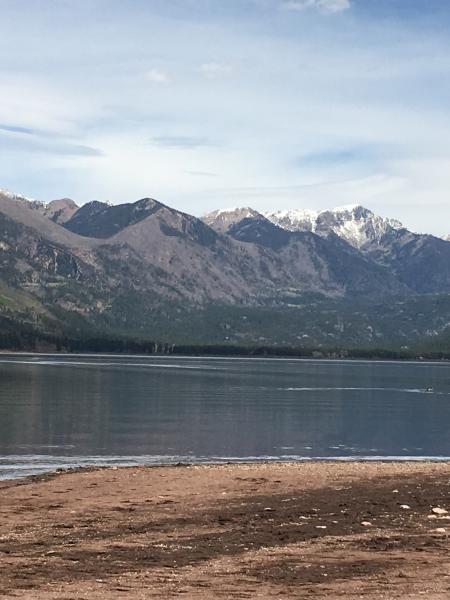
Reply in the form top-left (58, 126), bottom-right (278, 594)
top-left (0, 349), bottom-right (449, 362)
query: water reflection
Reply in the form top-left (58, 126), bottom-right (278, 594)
top-left (0, 355), bottom-right (449, 477)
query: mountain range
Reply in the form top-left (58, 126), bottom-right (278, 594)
top-left (0, 187), bottom-right (449, 350)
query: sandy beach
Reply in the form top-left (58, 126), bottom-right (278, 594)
top-left (1, 462), bottom-right (450, 598)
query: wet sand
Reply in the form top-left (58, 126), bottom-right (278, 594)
top-left (1, 462), bottom-right (450, 598)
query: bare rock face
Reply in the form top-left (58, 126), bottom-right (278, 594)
top-left (203, 207), bottom-right (263, 233)
top-left (43, 198), bottom-right (79, 224)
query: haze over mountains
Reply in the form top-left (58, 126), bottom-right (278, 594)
top-left (0, 188), bottom-right (449, 350)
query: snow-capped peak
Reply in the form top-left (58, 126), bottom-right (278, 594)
top-left (263, 208), bottom-right (318, 232)
top-left (0, 187), bottom-right (40, 205)
top-left (265, 204), bottom-right (404, 249)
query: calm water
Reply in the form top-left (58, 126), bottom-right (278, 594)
top-left (0, 354), bottom-right (450, 479)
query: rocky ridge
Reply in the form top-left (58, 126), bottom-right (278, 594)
top-left (0, 188), bottom-right (449, 346)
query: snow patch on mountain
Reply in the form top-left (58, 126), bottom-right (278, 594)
top-left (263, 208), bottom-right (318, 232)
top-left (0, 187), bottom-right (40, 206)
top-left (265, 204), bottom-right (404, 249)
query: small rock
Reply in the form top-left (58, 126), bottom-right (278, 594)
top-left (263, 507), bottom-right (274, 512)
top-left (361, 521), bottom-right (372, 527)
top-left (316, 525), bottom-right (327, 529)
top-left (400, 504), bottom-right (411, 510)
top-left (433, 528), bottom-right (446, 534)
top-left (392, 489), bottom-right (399, 494)
top-left (432, 507), bottom-right (448, 515)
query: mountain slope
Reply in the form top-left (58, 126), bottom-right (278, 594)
top-left (1, 190), bottom-right (449, 349)
top-left (263, 203), bottom-right (450, 293)
top-left (0, 191), bottom-right (94, 252)
top-left (365, 229), bottom-right (450, 293)
top-left (63, 198), bottom-right (163, 238)
top-left (227, 216), bottom-right (406, 298)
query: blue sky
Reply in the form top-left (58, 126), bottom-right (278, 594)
top-left (0, 0), bottom-right (449, 234)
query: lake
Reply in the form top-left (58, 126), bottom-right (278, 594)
top-left (0, 354), bottom-right (449, 479)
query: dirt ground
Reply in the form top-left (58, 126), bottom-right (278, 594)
top-left (1, 462), bottom-right (450, 599)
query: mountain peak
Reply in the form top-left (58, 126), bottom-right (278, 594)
top-left (62, 197), bottom-right (165, 238)
top-left (44, 198), bottom-right (79, 224)
top-left (203, 206), bottom-right (263, 232)
top-left (266, 204), bottom-right (403, 249)
top-left (263, 208), bottom-right (318, 232)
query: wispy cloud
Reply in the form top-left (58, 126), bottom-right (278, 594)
top-left (295, 144), bottom-right (382, 167)
top-left (199, 62), bottom-right (233, 79)
top-left (282, 0), bottom-right (351, 14)
top-left (0, 123), bottom-right (35, 135)
top-left (0, 127), bottom-right (103, 157)
top-left (145, 68), bottom-right (171, 84)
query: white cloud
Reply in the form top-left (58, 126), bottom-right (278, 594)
top-left (0, 0), bottom-right (448, 236)
top-left (145, 68), bottom-right (170, 84)
top-left (283, 0), bottom-right (351, 14)
top-left (199, 62), bottom-right (233, 79)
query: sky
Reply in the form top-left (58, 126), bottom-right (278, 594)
top-left (0, 0), bottom-right (449, 235)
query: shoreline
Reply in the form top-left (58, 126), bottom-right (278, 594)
top-left (0, 349), bottom-right (449, 364)
top-left (1, 461), bottom-right (450, 598)
top-left (4, 456), bottom-right (450, 483)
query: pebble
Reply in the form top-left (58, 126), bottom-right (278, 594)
top-left (433, 528), bottom-right (446, 534)
top-left (432, 507), bottom-right (448, 515)
top-left (400, 504), bottom-right (411, 510)
top-left (316, 525), bottom-right (327, 529)
top-left (361, 521), bottom-right (372, 527)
